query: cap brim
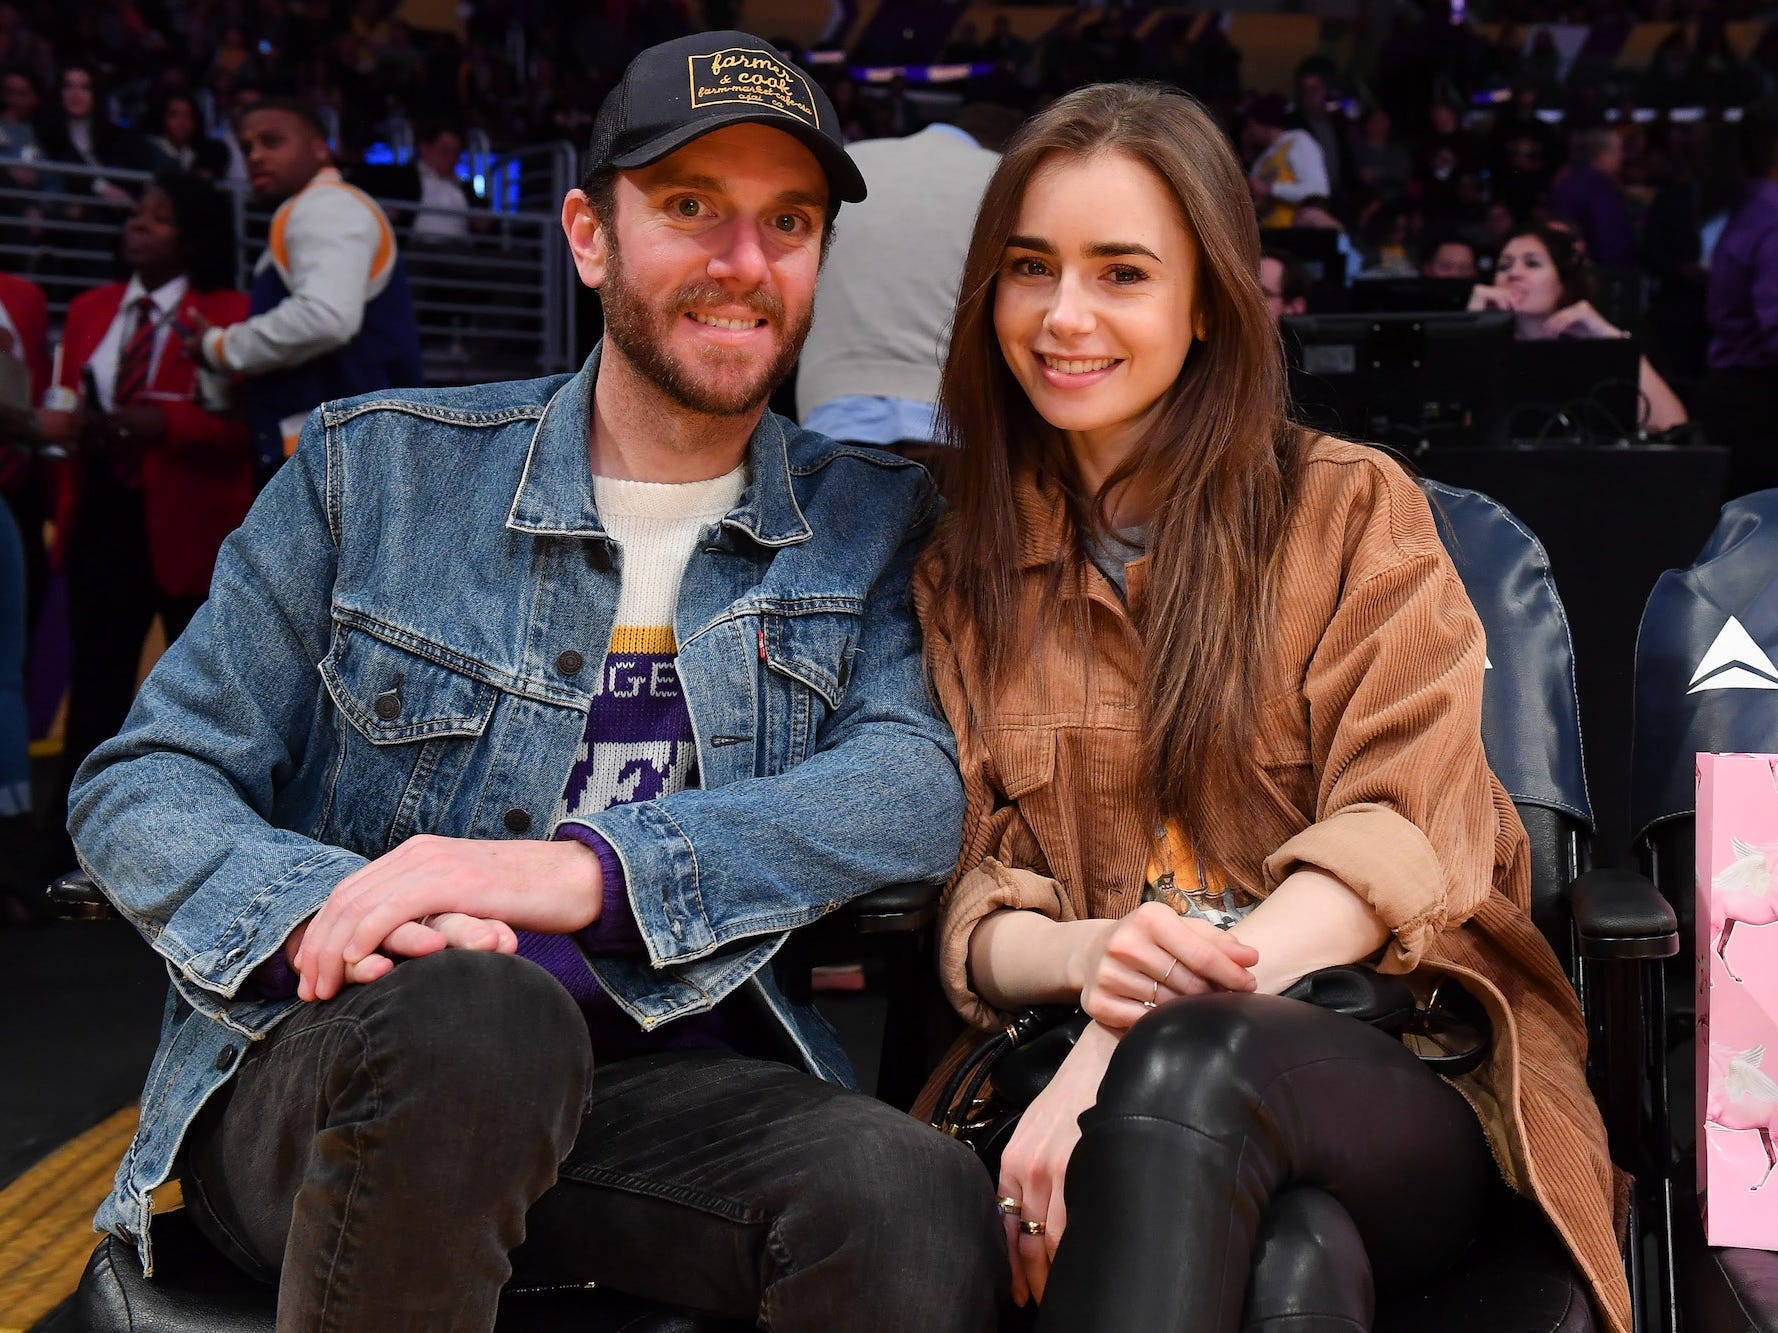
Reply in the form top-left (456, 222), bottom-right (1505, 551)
top-left (608, 111), bottom-right (867, 204)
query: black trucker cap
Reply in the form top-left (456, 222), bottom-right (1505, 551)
top-left (586, 31), bottom-right (867, 205)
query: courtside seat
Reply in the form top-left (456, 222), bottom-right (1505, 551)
top-left (1631, 489), bottom-right (1778, 1333)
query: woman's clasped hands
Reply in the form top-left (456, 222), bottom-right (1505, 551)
top-left (1070, 900), bottom-right (1259, 1032)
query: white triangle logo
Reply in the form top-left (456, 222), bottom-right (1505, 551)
top-left (1688, 617), bottom-right (1778, 694)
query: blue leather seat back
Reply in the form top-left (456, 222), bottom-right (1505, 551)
top-left (1422, 479), bottom-right (1594, 830)
top-left (1631, 490), bottom-right (1778, 844)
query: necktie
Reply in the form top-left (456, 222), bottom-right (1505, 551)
top-left (112, 295), bottom-right (160, 407)
top-left (109, 295), bottom-right (159, 486)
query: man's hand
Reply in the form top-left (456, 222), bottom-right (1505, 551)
top-left (294, 835), bottom-right (604, 1001)
top-left (284, 909), bottom-right (519, 989)
top-left (104, 405), bottom-right (168, 445)
top-left (180, 310), bottom-right (215, 363)
top-left (35, 408), bottom-right (96, 447)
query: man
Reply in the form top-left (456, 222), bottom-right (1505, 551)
top-left (186, 97), bottom-right (422, 480)
top-left (1547, 127), bottom-right (1634, 268)
top-left (1291, 60), bottom-right (1346, 200)
top-left (1259, 247), bottom-right (1310, 323)
top-left (1706, 98), bottom-right (1778, 495)
top-left (72, 31), bottom-right (1001, 1332)
top-left (795, 104), bottom-right (1017, 458)
top-left (1245, 92), bottom-right (1330, 230)
top-left (1422, 235), bottom-right (1480, 280)
top-left (406, 120), bottom-right (473, 246)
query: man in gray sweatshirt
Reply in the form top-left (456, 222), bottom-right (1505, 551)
top-left (796, 105), bottom-right (1018, 457)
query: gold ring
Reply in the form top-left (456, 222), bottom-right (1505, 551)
top-left (996, 1195), bottom-right (1021, 1216)
top-left (1019, 1219), bottom-right (1047, 1236)
top-left (1161, 959), bottom-right (1180, 986)
top-left (1142, 999), bottom-right (1157, 1009)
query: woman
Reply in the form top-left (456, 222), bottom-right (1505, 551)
top-left (1468, 222), bottom-right (1689, 432)
top-left (36, 172), bottom-right (251, 845)
top-left (142, 90), bottom-right (228, 179)
top-left (35, 62), bottom-right (132, 204)
top-left (917, 84), bottom-right (1628, 1332)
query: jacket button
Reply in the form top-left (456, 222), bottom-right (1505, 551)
top-left (503, 808), bottom-right (532, 834)
top-left (373, 689), bottom-right (401, 721)
top-left (214, 1046), bottom-right (238, 1071)
top-left (585, 542), bottom-right (612, 572)
top-left (556, 649), bottom-right (584, 677)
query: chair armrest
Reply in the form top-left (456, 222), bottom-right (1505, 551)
top-left (46, 871), bottom-right (118, 922)
top-left (842, 881), bottom-right (941, 934)
top-left (1571, 867), bottom-right (1679, 961)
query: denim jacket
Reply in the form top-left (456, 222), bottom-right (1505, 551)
top-left (69, 348), bottom-right (965, 1271)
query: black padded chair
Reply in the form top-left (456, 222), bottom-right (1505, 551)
top-left (1376, 479), bottom-right (1676, 1333)
top-left (1630, 489), bottom-right (1778, 1333)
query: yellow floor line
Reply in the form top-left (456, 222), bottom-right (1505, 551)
top-left (0, 1107), bottom-right (138, 1330)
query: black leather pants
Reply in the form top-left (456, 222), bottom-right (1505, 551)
top-left (1037, 992), bottom-right (1496, 1333)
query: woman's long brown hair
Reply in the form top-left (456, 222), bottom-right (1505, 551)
top-left (930, 82), bottom-right (1309, 884)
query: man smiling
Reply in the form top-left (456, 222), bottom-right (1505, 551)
top-left (70, 31), bottom-right (1001, 1332)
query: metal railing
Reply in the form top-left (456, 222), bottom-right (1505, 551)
top-left (0, 146), bottom-right (581, 385)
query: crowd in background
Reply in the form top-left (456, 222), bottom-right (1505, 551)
top-left (2, 0), bottom-right (1776, 922)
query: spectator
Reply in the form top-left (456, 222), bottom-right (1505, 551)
top-left (1292, 60), bottom-right (1347, 200)
top-left (0, 487), bottom-right (29, 923)
top-left (37, 173), bottom-right (252, 864)
top-left (0, 268), bottom-right (46, 402)
top-left (1423, 234), bottom-right (1480, 279)
top-left (1260, 247), bottom-right (1311, 322)
top-left (1351, 106), bottom-right (1410, 207)
top-left (1704, 99), bottom-right (1778, 495)
top-left (35, 61), bottom-right (133, 203)
top-left (211, 79), bottom-right (264, 186)
top-left (797, 104), bottom-right (1017, 458)
top-left (1469, 223), bottom-right (1688, 432)
top-left (1548, 128), bottom-right (1636, 268)
top-left (187, 96), bottom-right (421, 481)
top-left (1290, 196), bottom-right (1365, 284)
top-left (0, 66), bottom-right (36, 164)
top-left (1245, 93), bottom-right (1330, 229)
top-left (142, 88), bottom-right (228, 178)
top-left (1413, 99), bottom-right (1485, 230)
top-left (405, 121), bottom-right (472, 246)
top-left (0, 270), bottom-right (46, 634)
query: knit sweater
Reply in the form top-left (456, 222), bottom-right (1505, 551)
top-left (525, 466), bottom-right (757, 1056)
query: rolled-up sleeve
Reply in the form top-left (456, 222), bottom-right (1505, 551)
top-left (1261, 474), bottom-right (1502, 973)
top-left (919, 564), bottom-right (1079, 1028)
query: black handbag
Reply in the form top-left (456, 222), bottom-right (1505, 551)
top-left (929, 965), bottom-right (1492, 1174)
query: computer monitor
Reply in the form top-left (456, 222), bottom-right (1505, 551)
top-left (1281, 310), bottom-right (1515, 449)
top-left (1347, 277), bottom-right (1476, 314)
top-left (1501, 338), bottom-right (1642, 442)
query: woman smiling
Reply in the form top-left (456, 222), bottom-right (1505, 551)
top-left (916, 84), bottom-right (1628, 1332)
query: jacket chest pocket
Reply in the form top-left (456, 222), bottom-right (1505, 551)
top-left (318, 623), bottom-right (499, 853)
top-left (754, 605), bottom-right (858, 775)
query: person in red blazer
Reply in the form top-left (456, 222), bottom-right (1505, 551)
top-left (36, 172), bottom-right (252, 836)
top-left (0, 271), bottom-right (48, 403)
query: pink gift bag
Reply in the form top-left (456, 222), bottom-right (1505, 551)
top-left (1697, 753), bottom-right (1778, 1248)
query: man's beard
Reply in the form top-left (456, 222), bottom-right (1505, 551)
top-left (598, 246), bottom-right (811, 417)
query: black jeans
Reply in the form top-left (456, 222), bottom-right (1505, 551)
top-left (1037, 993), bottom-right (1496, 1333)
top-left (61, 460), bottom-right (201, 822)
top-left (181, 950), bottom-right (1003, 1333)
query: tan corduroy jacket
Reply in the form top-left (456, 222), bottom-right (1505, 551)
top-left (914, 439), bottom-right (1630, 1333)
